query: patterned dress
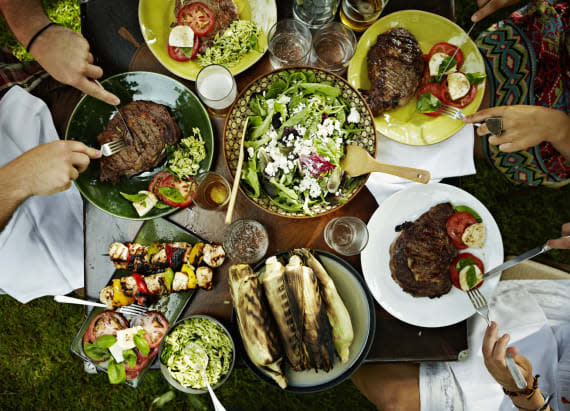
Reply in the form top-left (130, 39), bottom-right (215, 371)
top-left (477, 0), bottom-right (570, 186)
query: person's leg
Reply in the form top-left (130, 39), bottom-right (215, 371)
top-left (351, 363), bottom-right (420, 411)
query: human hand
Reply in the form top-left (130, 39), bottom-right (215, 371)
top-left (482, 321), bottom-right (534, 391)
top-left (547, 223), bottom-right (570, 249)
top-left (29, 24), bottom-right (119, 106)
top-left (471, 0), bottom-right (521, 22)
top-left (465, 105), bottom-right (570, 153)
top-left (11, 141), bottom-right (101, 197)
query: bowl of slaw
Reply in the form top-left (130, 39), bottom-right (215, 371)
top-left (158, 315), bottom-right (235, 394)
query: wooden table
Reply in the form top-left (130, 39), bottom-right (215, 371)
top-left (80, 0), bottom-right (467, 363)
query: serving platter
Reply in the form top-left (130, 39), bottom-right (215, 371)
top-left (70, 217), bottom-right (202, 387)
top-left (139, 0), bottom-right (277, 81)
top-left (347, 10), bottom-right (486, 145)
top-left (65, 71), bottom-right (214, 220)
top-left (235, 249), bottom-right (376, 393)
top-left (361, 183), bottom-right (503, 328)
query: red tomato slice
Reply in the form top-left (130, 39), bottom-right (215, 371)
top-left (82, 311), bottom-right (128, 362)
top-left (446, 212), bottom-right (477, 250)
top-left (416, 83), bottom-right (445, 117)
top-left (428, 42), bottom-right (464, 69)
top-left (131, 311), bottom-right (169, 349)
top-left (148, 171), bottom-right (171, 196)
top-left (177, 2), bottom-right (216, 36)
top-left (167, 35), bottom-right (199, 62)
top-left (450, 253), bottom-right (485, 290)
top-left (156, 175), bottom-right (193, 207)
top-left (441, 79), bottom-right (478, 108)
top-left (125, 347), bottom-right (158, 380)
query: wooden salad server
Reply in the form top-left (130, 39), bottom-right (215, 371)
top-left (225, 118), bottom-right (249, 225)
top-left (340, 145), bottom-right (430, 184)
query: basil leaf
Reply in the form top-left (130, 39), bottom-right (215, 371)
top-left (120, 192), bottom-right (148, 203)
top-left (134, 331), bottom-right (150, 357)
top-left (154, 201), bottom-right (171, 209)
top-left (151, 391), bottom-right (176, 408)
top-left (94, 334), bottom-right (117, 349)
top-left (83, 342), bottom-right (110, 362)
top-left (453, 205), bottom-right (482, 222)
top-left (416, 92), bottom-right (442, 113)
top-left (107, 358), bottom-right (126, 384)
top-left (466, 72), bottom-right (486, 86)
top-left (436, 56), bottom-right (457, 82)
top-left (123, 348), bottom-right (137, 368)
top-left (466, 265), bottom-right (478, 289)
top-left (456, 257), bottom-right (475, 272)
top-left (180, 47), bottom-right (194, 58)
top-left (158, 186), bottom-right (184, 203)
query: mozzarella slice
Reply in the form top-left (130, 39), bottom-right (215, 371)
top-left (462, 222), bottom-right (486, 248)
top-left (459, 264), bottom-right (484, 291)
top-left (429, 52), bottom-right (457, 77)
top-left (447, 72), bottom-right (471, 101)
top-left (169, 25), bottom-right (194, 48)
top-left (132, 191), bottom-right (158, 217)
top-left (108, 342), bottom-right (124, 363)
top-left (115, 326), bottom-right (144, 350)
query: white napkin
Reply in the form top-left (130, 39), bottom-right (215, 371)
top-left (365, 126), bottom-right (476, 205)
top-left (0, 86), bottom-right (84, 303)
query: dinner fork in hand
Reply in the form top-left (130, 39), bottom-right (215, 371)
top-left (467, 287), bottom-right (490, 326)
top-left (100, 139), bottom-right (126, 156)
top-left (439, 104), bottom-right (482, 125)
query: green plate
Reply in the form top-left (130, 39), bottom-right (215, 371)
top-left (65, 71), bottom-right (214, 220)
top-left (138, 0), bottom-right (277, 81)
top-left (347, 10), bottom-right (486, 146)
top-left (70, 218), bottom-right (203, 388)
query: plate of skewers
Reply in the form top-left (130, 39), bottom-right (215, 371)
top-left (229, 249), bottom-right (375, 393)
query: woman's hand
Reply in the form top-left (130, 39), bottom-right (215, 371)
top-left (465, 105), bottom-right (570, 156)
top-left (482, 321), bottom-right (534, 391)
top-left (471, 0), bottom-right (521, 22)
top-left (547, 223), bottom-right (570, 249)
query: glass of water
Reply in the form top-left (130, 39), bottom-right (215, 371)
top-left (310, 22), bottom-right (356, 75)
top-left (196, 64), bottom-right (238, 116)
top-left (268, 19), bottom-right (312, 70)
top-left (324, 216), bottom-right (369, 256)
top-left (293, 0), bottom-right (341, 29)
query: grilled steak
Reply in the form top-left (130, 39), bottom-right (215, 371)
top-left (389, 203), bottom-right (458, 298)
top-left (363, 28), bottom-right (424, 116)
top-left (97, 101), bottom-right (181, 184)
top-left (174, 0), bottom-right (239, 54)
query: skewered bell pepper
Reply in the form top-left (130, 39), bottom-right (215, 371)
top-left (112, 279), bottom-right (135, 306)
top-left (181, 264), bottom-right (197, 289)
top-left (187, 243), bottom-right (204, 265)
top-left (132, 273), bottom-right (150, 295)
top-left (164, 268), bottom-right (174, 292)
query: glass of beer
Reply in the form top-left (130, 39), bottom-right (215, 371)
top-left (340, 0), bottom-right (388, 32)
top-left (196, 64), bottom-right (238, 117)
top-left (191, 172), bottom-right (231, 210)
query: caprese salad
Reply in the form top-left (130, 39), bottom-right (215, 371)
top-left (167, 2), bottom-right (214, 62)
top-left (415, 42), bottom-right (486, 116)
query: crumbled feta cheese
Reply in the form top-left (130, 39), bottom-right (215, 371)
top-left (265, 162), bottom-right (279, 177)
top-left (277, 95), bottom-right (291, 105)
top-left (294, 125), bottom-right (307, 136)
top-left (293, 138), bottom-right (315, 157)
top-left (266, 99), bottom-right (275, 112)
top-left (247, 147), bottom-right (255, 159)
top-left (299, 175), bottom-right (322, 198)
top-left (292, 102), bottom-right (306, 115)
top-left (347, 107), bottom-right (361, 123)
top-left (316, 118), bottom-right (342, 139)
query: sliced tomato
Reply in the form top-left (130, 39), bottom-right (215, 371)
top-left (149, 171), bottom-right (171, 195)
top-left (446, 212), bottom-right (477, 250)
top-left (125, 347), bottom-right (158, 380)
top-left (156, 175), bottom-right (193, 207)
top-left (82, 311), bottom-right (128, 362)
top-left (416, 83), bottom-right (445, 117)
top-left (177, 2), bottom-right (215, 36)
top-left (441, 79), bottom-right (478, 108)
top-left (428, 42), bottom-right (464, 69)
top-left (450, 253), bottom-right (485, 290)
top-left (131, 311), bottom-right (169, 349)
top-left (167, 34), bottom-right (199, 62)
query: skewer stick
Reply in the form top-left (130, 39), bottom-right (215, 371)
top-left (225, 118), bottom-right (249, 225)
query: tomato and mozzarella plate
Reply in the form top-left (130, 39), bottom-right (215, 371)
top-left (167, 2), bottom-right (216, 61)
top-left (450, 253), bottom-right (485, 291)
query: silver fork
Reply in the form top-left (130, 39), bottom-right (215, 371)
top-left (439, 104), bottom-right (482, 126)
top-left (53, 295), bottom-right (149, 316)
top-left (100, 139), bottom-right (126, 156)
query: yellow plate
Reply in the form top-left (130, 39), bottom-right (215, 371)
top-left (347, 10), bottom-right (486, 145)
top-left (138, 0), bottom-right (277, 81)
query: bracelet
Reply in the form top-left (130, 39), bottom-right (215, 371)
top-left (26, 22), bottom-right (58, 53)
top-left (536, 392), bottom-right (553, 411)
top-left (502, 374), bottom-right (539, 398)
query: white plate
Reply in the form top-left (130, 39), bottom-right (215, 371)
top-left (361, 183), bottom-right (503, 328)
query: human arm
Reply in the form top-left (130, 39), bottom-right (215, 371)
top-left (482, 322), bottom-right (551, 411)
top-left (0, 141), bottom-right (101, 231)
top-left (465, 105), bottom-right (570, 160)
top-left (471, 0), bottom-right (522, 22)
top-left (547, 223), bottom-right (570, 249)
top-left (0, 0), bottom-right (119, 105)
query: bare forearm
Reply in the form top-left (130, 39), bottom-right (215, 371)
top-left (0, 0), bottom-right (51, 47)
top-left (512, 390), bottom-right (550, 411)
top-left (0, 160), bottom-right (32, 232)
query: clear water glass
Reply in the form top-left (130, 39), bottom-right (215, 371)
top-left (293, 0), bottom-right (341, 29)
top-left (324, 216), bottom-right (369, 256)
top-left (268, 19), bottom-right (312, 69)
top-left (196, 64), bottom-right (237, 115)
top-left (310, 22), bottom-right (356, 75)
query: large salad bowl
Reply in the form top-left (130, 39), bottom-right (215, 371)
top-left (223, 67), bottom-right (377, 219)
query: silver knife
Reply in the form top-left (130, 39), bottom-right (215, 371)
top-left (439, 21), bottom-right (478, 75)
top-left (483, 243), bottom-right (551, 279)
top-left (94, 80), bottom-right (134, 145)
top-left (506, 351), bottom-right (527, 389)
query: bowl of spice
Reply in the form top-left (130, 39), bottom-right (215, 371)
top-left (223, 219), bottom-right (269, 264)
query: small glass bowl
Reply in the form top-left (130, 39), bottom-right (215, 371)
top-left (223, 219), bottom-right (269, 264)
top-left (310, 22), bottom-right (356, 75)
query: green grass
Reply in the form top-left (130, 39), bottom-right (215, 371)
top-left (1, 1), bottom-right (568, 410)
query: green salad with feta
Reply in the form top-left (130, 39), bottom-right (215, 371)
top-left (160, 318), bottom-right (233, 389)
top-left (241, 70), bottom-right (363, 215)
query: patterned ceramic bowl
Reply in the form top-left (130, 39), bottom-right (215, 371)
top-left (223, 66), bottom-right (377, 219)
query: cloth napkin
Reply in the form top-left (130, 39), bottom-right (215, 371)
top-left (365, 126), bottom-right (476, 205)
top-left (0, 86), bottom-right (84, 303)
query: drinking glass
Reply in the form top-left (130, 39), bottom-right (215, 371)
top-left (340, 0), bottom-right (388, 32)
top-left (293, 0), bottom-right (341, 29)
top-left (223, 219), bottom-right (269, 264)
top-left (268, 19), bottom-right (312, 69)
top-left (191, 172), bottom-right (231, 210)
top-left (195, 64), bottom-right (237, 116)
top-left (324, 216), bottom-right (369, 256)
top-left (310, 22), bottom-right (356, 75)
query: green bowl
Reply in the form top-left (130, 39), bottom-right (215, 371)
top-left (65, 71), bottom-right (214, 220)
